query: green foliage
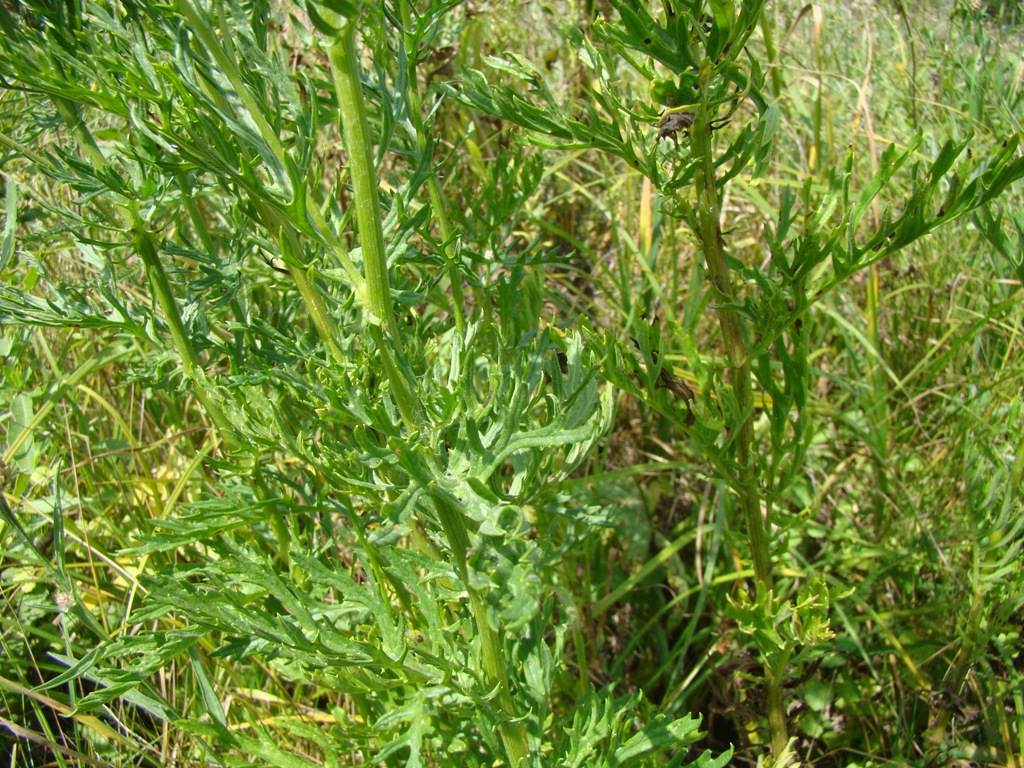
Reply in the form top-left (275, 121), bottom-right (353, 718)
top-left (1, 0), bottom-right (1023, 766)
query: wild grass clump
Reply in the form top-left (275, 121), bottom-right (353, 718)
top-left (1, 1), bottom-right (1023, 766)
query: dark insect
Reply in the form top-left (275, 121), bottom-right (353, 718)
top-left (630, 335), bottom-right (697, 425)
top-left (654, 353), bottom-right (697, 426)
top-left (657, 111), bottom-right (694, 142)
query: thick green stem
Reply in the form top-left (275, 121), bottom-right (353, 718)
top-left (690, 109), bottom-right (773, 591)
top-left (690, 101), bottom-right (786, 756)
top-left (329, 20), bottom-right (422, 429)
top-left (765, 670), bottom-right (788, 758)
top-left (255, 200), bottom-right (349, 367)
top-left (329, 23), bottom-right (398, 337)
top-left (178, 175), bottom-right (219, 258)
top-left (179, 0), bottom-right (368, 296)
top-left (53, 95), bottom-right (237, 451)
top-left (175, 0), bottom-right (290, 182)
top-left (290, 263), bottom-right (347, 365)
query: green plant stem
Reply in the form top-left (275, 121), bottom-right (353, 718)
top-left (689, 101), bottom-right (786, 757)
top-left (290, 263), bottom-right (347, 363)
top-left (174, 0), bottom-right (290, 182)
top-left (282, 231), bottom-right (345, 365)
top-left (51, 94), bottom-right (240, 453)
top-left (329, 19), bottom-right (422, 429)
top-left (51, 95), bottom-right (225, 432)
top-left (328, 23), bottom-right (398, 338)
top-left (131, 216), bottom-right (235, 442)
top-left (1011, 427), bottom-right (1024, 496)
top-left (179, 0), bottom-right (368, 296)
top-left (398, 0), bottom-right (466, 335)
top-left (52, 97), bottom-right (106, 170)
top-left (690, 109), bottom-right (772, 591)
top-left (177, 175), bottom-right (219, 258)
top-left (256, 200), bottom-right (349, 367)
top-left (765, 669), bottom-right (788, 760)
top-left (307, 204), bottom-right (365, 292)
top-left (865, 264), bottom-right (891, 537)
top-left (0, 131), bottom-right (51, 168)
top-left (433, 494), bottom-right (530, 768)
top-left (254, 470), bottom-right (291, 569)
top-left (759, 7), bottom-right (783, 99)
top-left (324, 36), bottom-right (512, 758)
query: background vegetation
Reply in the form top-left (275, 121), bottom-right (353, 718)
top-left (1, 0), bottom-right (1023, 766)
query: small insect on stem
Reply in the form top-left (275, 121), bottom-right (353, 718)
top-left (259, 251), bottom-right (291, 276)
top-left (652, 350), bottom-right (697, 425)
top-left (657, 111), bottom-right (694, 142)
top-left (656, 111), bottom-right (730, 143)
top-left (0, 458), bottom-right (15, 491)
top-left (629, 335), bottom-right (697, 425)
